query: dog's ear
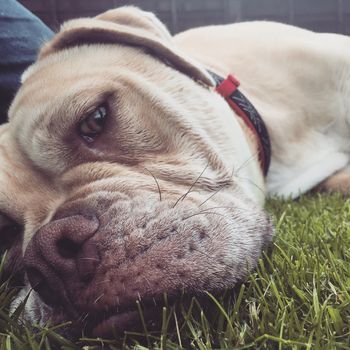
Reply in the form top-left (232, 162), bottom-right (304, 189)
top-left (38, 6), bottom-right (214, 86)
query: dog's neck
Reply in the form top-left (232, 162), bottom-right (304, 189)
top-left (208, 71), bottom-right (271, 176)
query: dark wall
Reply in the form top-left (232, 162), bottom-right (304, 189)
top-left (19, 0), bottom-right (350, 35)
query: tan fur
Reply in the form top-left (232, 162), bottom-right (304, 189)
top-left (317, 169), bottom-right (350, 194)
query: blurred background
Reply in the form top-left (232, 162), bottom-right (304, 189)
top-left (18, 0), bottom-right (350, 34)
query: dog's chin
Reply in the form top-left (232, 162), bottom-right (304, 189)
top-left (91, 310), bottom-right (140, 338)
top-left (11, 288), bottom-right (189, 339)
top-left (12, 289), bottom-right (228, 340)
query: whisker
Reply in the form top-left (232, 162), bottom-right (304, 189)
top-left (191, 247), bottom-right (234, 270)
top-left (95, 279), bottom-right (111, 286)
top-left (80, 312), bottom-right (90, 323)
top-left (233, 174), bottom-right (266, 195)
top-left (197, 150), bottom-right (259, 209)
top-left (82, 319), bottom-right (89, 334)
top-left (200, 205), bottom-right (236, 212)
top-left (144, 167), bottom-right (162, 202)
top-left (143, 276), bottom-right (152, 289)
top-left (173, 163), bottom-right (209, 208)
top-left (183, 211), bottom-right (228, 221)
top-left (93, 293), bottom-right (105, 304)
top-left (198, 186), bottom-right (225, 207)
top-left (233, 151), bottom-right (260, 176)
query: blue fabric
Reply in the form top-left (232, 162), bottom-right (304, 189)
top-left (0, 0), bottom-right (53, 122)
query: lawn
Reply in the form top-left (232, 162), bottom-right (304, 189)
top-left (0, 194), bottom-right (349, 349)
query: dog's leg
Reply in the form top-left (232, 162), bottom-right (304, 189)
top-left (316, 167), bottom-right (350, 195)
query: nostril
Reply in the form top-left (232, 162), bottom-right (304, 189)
top-left (27, 268), bottom-right (60, 305)
top-left (34, 214), bottom-right (99, 268)
top-left (56, 238), bottom-right (80, 259)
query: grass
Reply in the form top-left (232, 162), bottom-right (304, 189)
top-left (0, 193), bottom-right (349, 349)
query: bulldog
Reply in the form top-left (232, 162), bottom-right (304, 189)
top-left (1, 6), bottom-right (349, 338)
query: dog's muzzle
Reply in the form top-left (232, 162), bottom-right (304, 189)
top-left (22, 188), bottom-right (273, 337)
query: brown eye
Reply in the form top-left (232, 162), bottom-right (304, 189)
top-left (79, 105), bottom-right (107, 143)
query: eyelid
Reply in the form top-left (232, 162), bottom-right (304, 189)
top-left (77, 104), bottom-right (104, 124)
top-left (76, 97), bottom-right (111, 124)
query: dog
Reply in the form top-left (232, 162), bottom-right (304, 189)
top-left (1, 6), bottom-right (349, 337)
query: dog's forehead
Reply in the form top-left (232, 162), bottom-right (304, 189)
top-left (15, 45), bottom-right (127, 104)
top-left (20, 42), bottom-right (163, 89)
top-left (9, 43), bottom-right (165, 126)
top-left (21, 43), bottom-right (138, 84)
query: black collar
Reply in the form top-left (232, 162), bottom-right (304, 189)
top-left (209, 71), bottom-right (271, 176)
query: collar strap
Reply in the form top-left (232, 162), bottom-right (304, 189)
top-left (210, 71), bottom-right (271, 176)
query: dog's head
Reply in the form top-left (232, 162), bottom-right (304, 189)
top-left (1, 7), bottom-right (272, 337)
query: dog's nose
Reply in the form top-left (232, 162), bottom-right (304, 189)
top-left (24, 215), bottom-right (100, 305)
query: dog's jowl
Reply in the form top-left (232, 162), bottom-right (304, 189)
top-left (1, 6), bottom-right (350, 337)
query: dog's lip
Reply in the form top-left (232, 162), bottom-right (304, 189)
top-left (86, 301), bottom-right (156, 338)
top-left (88, 299), bottom-right (167, 338)
top-left (91, 310), bottom-right (139, 338)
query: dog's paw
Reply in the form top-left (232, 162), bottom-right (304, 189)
top-left (316, 168), bottom-right (350, 195)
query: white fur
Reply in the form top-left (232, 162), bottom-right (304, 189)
top-left (175, 21), bottom-right (350, 198)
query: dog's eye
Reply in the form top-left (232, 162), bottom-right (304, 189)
top-left (0, 213), bottom-right (21, 253)
top-left (78, 105), bottom-right (107, 143)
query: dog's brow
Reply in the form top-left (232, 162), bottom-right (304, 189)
top-left (38, 88), bottom-right (116, 131)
